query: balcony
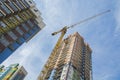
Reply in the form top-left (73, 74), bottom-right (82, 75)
top-left (15, 1), bottom-right (25, 10)
top-left (22, 0), bottom-right (30, 8)
top-left (25, 0), bottom-right (35, 7)
top-left (0, 2), bottom-right (11, 15)
top-left (6, 1), bottom-right (19, 13)
top-left (19, 1), bottom-right (27, 9)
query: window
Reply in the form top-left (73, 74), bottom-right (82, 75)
top-left (8, 42), bottom-right (20, 51)
top-left (0, 36), bottom-right (10, 47)
top-left (22, 0), bottom-right (30, 8)
top-left (0, 21), bottom-right (7, 28)
top-left (0, 48), bottom-right (12, 63)
top-left (1, 3), bottom-right (11, 14)
top-left (27, 20), bottom-right (34, 28)
top-left (16, 27), bottom-right (24, 35)
top-left (16, 37), bottom-right (25, 44)
top-left (22, 23), bottom-right (29, 31)
top-left (23, 33), bottom-right (30, 40)
top-left (16, 1), bottom-right (24, 9)
top-left (7, 31), bottom-right (17, 40)
top-left (9, 2), bottom-right (18, 12)
top-left (28, 29), bottom-right (34, 35)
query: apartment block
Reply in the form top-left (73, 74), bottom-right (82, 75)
top-left (0, 0), bottom-right (45, 63)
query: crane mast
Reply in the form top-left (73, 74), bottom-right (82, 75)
top-left (38, 10), bottom-right (110, 80)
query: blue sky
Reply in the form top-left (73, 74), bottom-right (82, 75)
top-left (2, 0), bottom-right (120, 80)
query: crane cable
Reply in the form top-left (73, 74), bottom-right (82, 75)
top-left (67, 10), bottom-right (111, 29)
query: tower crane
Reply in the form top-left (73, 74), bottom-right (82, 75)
top-left (38, 10), bottom-right (110, 80)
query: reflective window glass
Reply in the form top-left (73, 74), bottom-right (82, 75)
top-left (7, 31), bottom-right (17, 40)
top-left (16, 27), bottom-right (24, 35)
top-left (0, 48), bottom-right (12, 63)
top-left (9, 42), bottom-right (20, 51)
top-left (22, 23), bottom-right (29, 31)
top-left (9, 2), bottom-right (18, 12)
top-left (0, 21), bottom-right (7, 28)
top-left (0, 36), bottom-right (10, 47)
top-left (16, 1), bottom-right (24, 9)
top-left (22, 0), bottom-right (30, 8)
top-left (28, 29), bottom-right (34, 35)
top-left (23, 33), bottom-right (30, 40)
top-left (1, 3), bottom-right (11, 14)
top-left (16, 37), bottom-right (25, 44)
top-left (27, 20), bottom-right (34, 28)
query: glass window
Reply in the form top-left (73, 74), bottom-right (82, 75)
top-left (28, 29), bottom-right (34, 35)
top-left (16, 27), bottom-right (24, 35)
top-left (23, 33), bottom-right (30, 40)
top-left (9, 42), bottom-right (20, 51)
top-left (0, 21), bottom-right (7, 28)
top-left (0, 42), bottom-right (5, 52)
top-left (9, 2), bottom-right (18, 12)
top-left (22, 23), bottom-right (29, 31)
top-left (22, 0), bottom-right (30, 8)
top-left (16, 37), bottom-right (25, 44)
top-left (1, 3), bottom-right (11, 14)
top-left (7, 31), bottom-right (17, 40)
top-left (0, 48), bottom-right (12, 63)
top-left (16, 1), bottom-right (24, 9)
top-left (27, 20), bottom-right (34, 28)
top-left (0, 36), bottom-right (10, 47)
top-left (33, 26), bottom-right (40, 32)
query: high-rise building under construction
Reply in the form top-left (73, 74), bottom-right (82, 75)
top-left (38, 32), bottom-right (92, 80)
top-left (0, 0), bottom-right (45, 63)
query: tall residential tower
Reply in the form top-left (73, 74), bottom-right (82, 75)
top-left (38, 32), bottom-right (92, 80)
top-left (0, 0), bottom-right (45, 63)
